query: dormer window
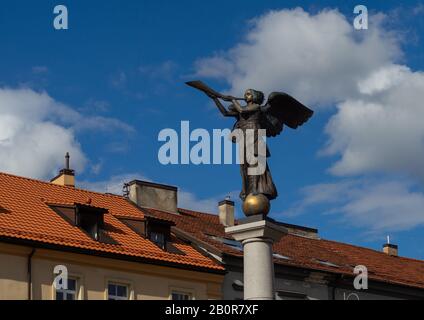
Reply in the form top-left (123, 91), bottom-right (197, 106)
top-left (150, 231), bottom-right (166, 249)
top-left (49, 203), bottom-right (109, 242)
top-left (117, 214), bottom-right (174, 250)
top-left (146, 216), bottom-right (173, 250)
top-left (75, 204), bottom-right (107, 241)
top-left (115, 213), bottom-right (187, 253)
top-left (78, 209), bottom-right (100, 240)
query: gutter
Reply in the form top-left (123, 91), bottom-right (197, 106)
top-left (0, 236), bottom-right (225, 275)
top-left (27, 248), bottom-right (36, 300)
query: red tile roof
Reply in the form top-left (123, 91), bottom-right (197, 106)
top-left (3, 170), bottom-right (421, 288)
top-left (0, 172), bottom-right (223, 272)
top-left (141, 207), bottom-right (424, 290)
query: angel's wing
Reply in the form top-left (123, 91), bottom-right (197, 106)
top-left (261, 92), bottom-right (313, 137)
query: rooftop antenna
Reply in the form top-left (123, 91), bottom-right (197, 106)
top-left (387, 235), bottom-right (390, 245)
top-left (225, 195), bottom-right (231, 201)
top-left (123, 183), bottom-right (130, 199)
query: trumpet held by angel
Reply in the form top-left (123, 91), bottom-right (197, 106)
top-left (186, 81), bottom-right (314, 203)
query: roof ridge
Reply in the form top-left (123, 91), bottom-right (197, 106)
top-left (320, 238), bottom-right (424, 264)
top-left (0, 171), bottom-right (125, 200)
top-left (178, 207), bottom-right (219, 218)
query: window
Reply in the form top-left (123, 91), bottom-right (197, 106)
top-left (145, 217), bottom-right (173, 250)
top-left (171, 291), bottom-right (192, 300)
top-left (79, 213), bottom-right (100, 240)
top-left (75, 204), bottom-right (107, 241)
top-left (150, 231), bottom-right (166, 249)
top-left (56, 278), bottom-right (77, 300)
top-left (108, 283), bottom-right (129, 300)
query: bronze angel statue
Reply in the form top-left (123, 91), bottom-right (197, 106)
top-left (187, 81), bottom-right (313, 205)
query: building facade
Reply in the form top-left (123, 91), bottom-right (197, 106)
top-left (0, 242), bottom-right (222, 300)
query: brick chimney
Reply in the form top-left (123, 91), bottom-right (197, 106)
top-left (383, 244), bottom-right (398, 257)
top-left (128, 180), bottom-right (178, 214)
top-left (51, 153), bottom-right (75, 187)
top-left (218, 198), bottom-right (235, 227)
top-left (383, 236), bottom-right (398, 257)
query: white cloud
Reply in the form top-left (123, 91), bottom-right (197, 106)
top-left (284, 179), bottom-right (424, 233)
top-left (194, 56), bottom-right (235, 80)
top-left (194, 8), bottom-right (401, 106)
top-left (0, 87), bottom-right (134, 179)
top-left (0, 88), bottom-right (86, 179)
top-left (179, 190), bottom-right (240, 214)
top-left (49, 101), bottom-right (134, 134)
top-left (357, 64), bottom-right (409, 95)
top-left (323, 66), bottom-right (424, 179)
top-left (90, 161), bottom-right (103, 175)
top-left (79, 173), bottom-right (149, 195)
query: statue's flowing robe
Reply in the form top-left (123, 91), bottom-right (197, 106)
top-left (231, 106), bottom-right (278, 201)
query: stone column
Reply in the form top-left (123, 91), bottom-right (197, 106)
top-left (226, 218), bottom-right (287, 300)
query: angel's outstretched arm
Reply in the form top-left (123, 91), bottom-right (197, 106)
top-left (230, 99), bottom-right (244, 113)
top-left (211, 97), bottom-right (237, 117)
top-left (231, 99), bottom-right (259, 113)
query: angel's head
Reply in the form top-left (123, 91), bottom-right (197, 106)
top-left (245, 89), bottom-right (264, 105)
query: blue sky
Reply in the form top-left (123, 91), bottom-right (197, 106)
top-left (0, 0), bottom-right (424, 259)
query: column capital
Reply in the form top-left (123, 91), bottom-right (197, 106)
top-left (225, 218), bottom-right (288, 243)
